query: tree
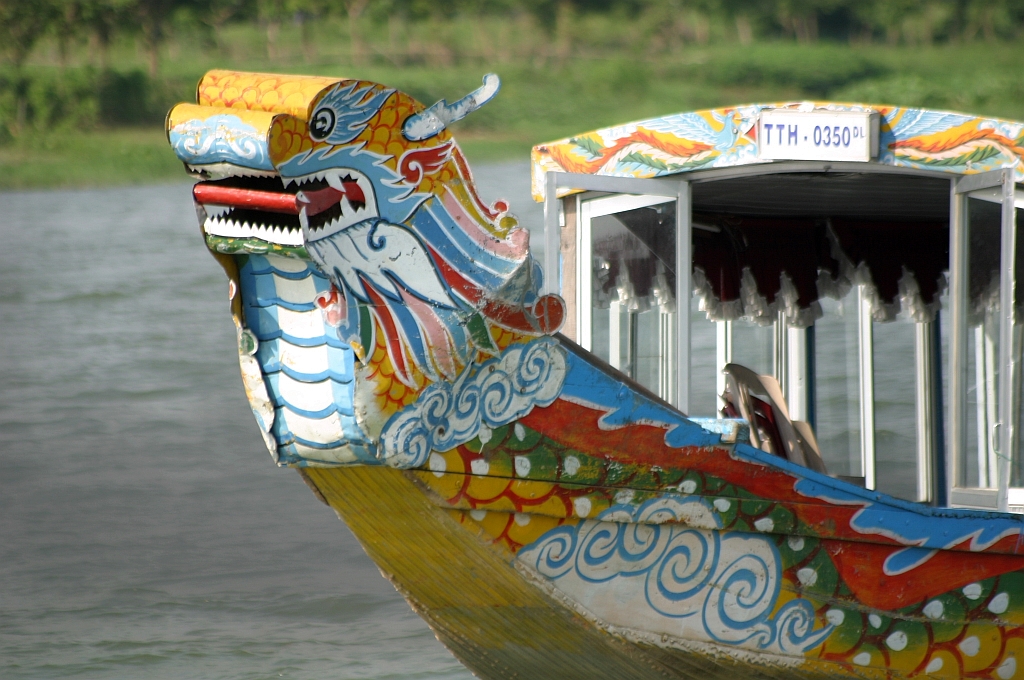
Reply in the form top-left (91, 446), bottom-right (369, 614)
top-left (0, 1), bottom-right (58, 69)
top-left (129, 0), bottom-right (180, 75)
top-left (342, 0), bottom-right (371, 66)
top-left (79, 0), bottom-right (130, 69)
top-left (0, 0), bottom-right (59, 134)
top-left (194, 0), bottom-right (250, 54)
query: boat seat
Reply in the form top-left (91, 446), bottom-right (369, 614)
top-left (721, 363), bottom-right (828, 474)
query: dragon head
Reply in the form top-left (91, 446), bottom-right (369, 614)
top-left (168, 70), bottom-right (564, 467)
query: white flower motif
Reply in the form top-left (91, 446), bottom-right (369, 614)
top-left (989, 592), bottom-right (1010, 615)
top-left (963, 583), bottom-right (983, 600)
top-left (923, 600), bottom-right (944, 619)
top-left (886, 631), bottom-right (908, 651)
top-left (574, 496), bottom-right (592, 518)
top-left (959, 636), bottom-right (980, 657)
top-left (796, 568), bottom-right (817, 587)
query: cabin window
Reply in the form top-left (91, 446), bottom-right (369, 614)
top-left (813, 290), bottom-right (864, 481)
top-left (949, 170), bottom-right (1024, 511)
top-left (578, 194), bottom-right (678, 404)
top-left (547, 170), bottom-right (1015, 507)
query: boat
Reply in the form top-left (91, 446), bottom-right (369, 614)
top-left (167, 69), bottom-right (1024, 679)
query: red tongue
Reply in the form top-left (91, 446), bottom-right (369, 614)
top-left (192, 179), bottom-right (365, 218)
top-left (297, 181), bottom-right (365, 215)
top-left (297, 186), bottom-right (347, 216)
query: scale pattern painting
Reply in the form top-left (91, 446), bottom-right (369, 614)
top-left (168, 69), bottom-right (1024, 679)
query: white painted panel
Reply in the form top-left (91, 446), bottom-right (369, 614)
top-left (758, 110), bottom-right (878, 162)
top-left (277, 373), bottom-right (339, 413)
top-left (271, 274), bottom-right (318, 305)
top-left (277, 341), bottom-right (331, 375)
top-left (276, 306), bottom-right (327, 339)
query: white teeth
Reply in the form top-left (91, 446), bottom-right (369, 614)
top-left (204, 204), bottom-right (231, 218)
top-left (205, 167), bottom-right (378, 246)
top-left (203, 215), bottom-right (304, 246)
top-left (188, 163), bottom-right (279, 180)
top-left (325, 172), bottom-right (344, 190)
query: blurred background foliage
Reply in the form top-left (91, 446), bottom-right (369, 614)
top-left (3, 0), bottom-right (1024, 188)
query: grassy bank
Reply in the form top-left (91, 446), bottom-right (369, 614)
top-left (4, 39), bottom-right (1024, 191)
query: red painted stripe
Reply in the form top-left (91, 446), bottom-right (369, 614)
top-left (360, 278), bottom-right (413, 387)
top-left (427, 245), bottom-right (483, 305)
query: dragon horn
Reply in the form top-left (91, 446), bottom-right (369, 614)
top-left (402, 74), bottom-right (501, 142)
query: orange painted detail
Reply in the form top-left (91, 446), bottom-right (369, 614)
top-left (197, 69), bottom-right (341, 119)
top-left (823, 538), bottom-right (1024, 611)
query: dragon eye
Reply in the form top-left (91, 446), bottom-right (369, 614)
top-left (310, 107), bottom-right (335, 141)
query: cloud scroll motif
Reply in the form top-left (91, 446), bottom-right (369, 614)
top-left (519, 497), bottom-right (833, 657)
top-left (379, 338), bottom-right (567, 468)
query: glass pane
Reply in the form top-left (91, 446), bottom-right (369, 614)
top-left (732, 320), bottom-right (774, 376)
top-left (1013, 206), bottom-right (1024, 489)
top-left (690, 294), bottom-right (717, 417)
top-left (590, 201), bottom-right (676, 402)
top-left (874, 314), bottom-right (918, 501)
top-left (814, 289), bottom-right (861, 477)
top-left (959, 196), bottom-right (1002, 489)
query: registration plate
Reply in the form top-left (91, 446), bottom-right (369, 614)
top-left (757, 109), bottom-right (879, 162)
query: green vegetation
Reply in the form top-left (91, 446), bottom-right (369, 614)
top-left (3, 0), bottom-right (1024, 190)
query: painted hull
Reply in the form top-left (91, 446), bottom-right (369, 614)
top-left (165, 70), bottom-right (1024, 679)
top-left (304, 465), bottom-right (840, 680)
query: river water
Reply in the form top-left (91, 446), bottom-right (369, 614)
top-left (0, 163), bottom-right (543, 679)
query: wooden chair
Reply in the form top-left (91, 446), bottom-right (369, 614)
top-left (721, 363), bottom-right (828, 474)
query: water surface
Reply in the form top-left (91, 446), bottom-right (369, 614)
top-left (0, 162), bottom-right (541, 679)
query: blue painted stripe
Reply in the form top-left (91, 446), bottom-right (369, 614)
top-left (256, 348), bottom-right (356, 385)
top-left (410, 204), bottom-right (504, 291)
top-left (255, 340), bottom-right (355, 383)
top-left (249, 298), bottom-right (317, 312)
top-left (272, 409), bottom-right (344, 450)
top-left (255, 267), bottom-right (330, 298)
top-left (561, 352), bottom-right (722, 449)
top-left (248, 273), bottom-right (315, 310)
top-left (276, 440), bottom-right (380, 466)
top-left (271, 407), bottom-right (369, 449)
top-left (423, 199), bottom-right (523, 277)
top-left (238, 259), bottom-right (331, 312)
top-left (253, 327), bottom-right (349, 349)
top-left (264, 373), bottom-right (355, 418)
top-left (245, 255), bottom-right (324, 281)
top-left (246, 307), bottom-right (350, 349)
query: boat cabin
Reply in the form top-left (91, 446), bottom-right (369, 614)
top-left (533, 104), bottom-right (1024, 513)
